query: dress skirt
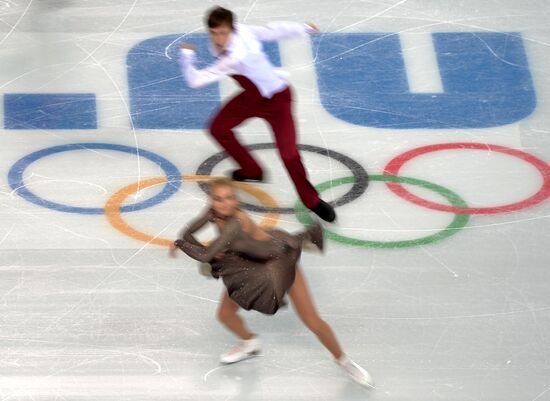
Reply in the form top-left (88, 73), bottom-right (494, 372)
top-left (210, 229), bottom-right (301, 315)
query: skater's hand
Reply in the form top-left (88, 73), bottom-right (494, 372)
top-left (169, 243), bottom-right (178, 258)
top-left (180, 43), bottom-right (194, 51)
top-left (306, 22), bottom-right (320, 33)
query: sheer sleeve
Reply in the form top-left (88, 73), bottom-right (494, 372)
top-left (230, 235), bottom-right (289, 260)
top-left (178, 209), bottom-right (213, 246)
top-left (175, 217), bottom-right (242, 263)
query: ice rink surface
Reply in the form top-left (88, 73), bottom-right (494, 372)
top-left (1, 0), bottom-right (550, 400)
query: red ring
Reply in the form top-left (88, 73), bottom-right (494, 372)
top-left (383, 143), bottom-right (550, 215)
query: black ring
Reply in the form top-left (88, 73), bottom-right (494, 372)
top-left (195, 143), bottom-right (369, 214)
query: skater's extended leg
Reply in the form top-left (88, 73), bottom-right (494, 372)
top-left (288, 268), bottom-right (343, 359)
top-left (266, 88), bottom-right (335, 221)
top-left (288, 268), bottom-right (374, 387)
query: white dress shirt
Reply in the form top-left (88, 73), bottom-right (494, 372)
top-left (180, 22), bottom-right (315, 98)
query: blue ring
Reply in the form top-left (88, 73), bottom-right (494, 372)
top-left (8, 143), bottom-right (182, 215)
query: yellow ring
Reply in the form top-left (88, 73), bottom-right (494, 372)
top-left (105, 175), bottom-right (280, 247)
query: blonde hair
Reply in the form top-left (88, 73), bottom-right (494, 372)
top-left (207, 177), bottom-right (235, 194)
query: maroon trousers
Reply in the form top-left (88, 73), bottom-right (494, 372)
top-left (209, 75), bottom-right (320, 209)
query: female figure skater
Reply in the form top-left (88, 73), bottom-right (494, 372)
top-left (170, 178), bottom-right (373, 388)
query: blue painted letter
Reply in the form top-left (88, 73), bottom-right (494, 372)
top-left (312, 33), bottom-right (536, 128)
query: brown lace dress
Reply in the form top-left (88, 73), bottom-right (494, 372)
top-left (174, 209), bottom-right (302, 315)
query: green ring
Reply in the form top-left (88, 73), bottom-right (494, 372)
top-left (295, 175), bottom-right (470, 249)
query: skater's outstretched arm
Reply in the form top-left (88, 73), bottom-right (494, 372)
top-left (179, 208), bottom-right (214, 246)
top-left (179, 45), bottom-right (240, 89)
top-left (175, 216), bottom-right (242, 263)
top-left (176, 210), bottom-right (289, 262)
top-left (246, 21), bottom-right (319, 41)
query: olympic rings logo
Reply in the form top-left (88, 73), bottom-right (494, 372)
top-left (7, 142), bottom-right (550, 249)
top-left (105, 175), bottom-right (280, 247)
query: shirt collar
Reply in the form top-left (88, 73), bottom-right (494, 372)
top-left (209, 31), bottom-right (236, 58)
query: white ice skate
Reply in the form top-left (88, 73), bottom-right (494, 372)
top-left (220, 336), bottom-right (261, 364)
top-left (337, 355), bottom-right (375, 389)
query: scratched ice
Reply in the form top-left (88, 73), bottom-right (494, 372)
top-left (1, 1), bottom-right (550, 400)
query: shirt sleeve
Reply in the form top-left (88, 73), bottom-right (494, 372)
top-left (175, 216), bottom-right (242, 263)
top-left (179, 48), bottom-right (239, 88)
top-left (246, 22), bottom-right (315, 42)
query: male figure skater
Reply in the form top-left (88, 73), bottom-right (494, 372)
top-left (179, 6), bottom-right (336, 222)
